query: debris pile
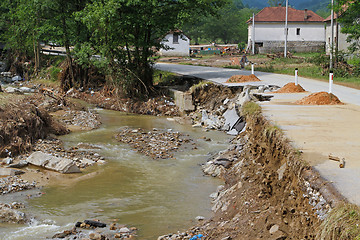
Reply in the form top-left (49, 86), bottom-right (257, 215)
top-left (0, 203), bottom-right (27, 224)
top-left (226, 74), bottom-right (261, 83)
top-left (274, 82), bottom-right (306, 93)
top-left (296, 92), bottom-right (343, 105)
top-left (115, 128), bottom-right (193, 159)
top-left (0, 176), bottom-right (36, 195)
top-left (57, 110), bottom-right (101, 130)
top-left (53, 220), bottom-right (137, 239)
top-left (32, 138), bottom-right (106, 168)
top-left (0, 97), bottom-right (69, 158)
top-left (189, 85), bottom-right (275, 135)
top-left (67, 88), bottom-right (180, 117)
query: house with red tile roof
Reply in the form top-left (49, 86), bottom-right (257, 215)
top-left (247, 5), bottom-right (325, 54)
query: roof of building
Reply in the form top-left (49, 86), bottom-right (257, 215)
top-left (167, 29), bottom-right (191, 40)
top-left (324, 13), bottom-right (339, 22)
top-left (247, 6), bottom-right (324, 23)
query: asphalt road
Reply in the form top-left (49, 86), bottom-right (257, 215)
top-left (156, 62), bottom-right (360, 206)
top-left (155, 63), bottom-right (360, 105)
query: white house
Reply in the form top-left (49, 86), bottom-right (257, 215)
top-left (159, 30), bottom-right (190, 57)
top-left (324, 13), bottom-right (352, 54)
top-left (247, 5), bottom-right (325, 54)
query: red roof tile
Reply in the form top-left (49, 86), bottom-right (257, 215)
top-left (247, 6), bottom-right (324, 23)
top-left (324, 13), bottom-right (339, 22)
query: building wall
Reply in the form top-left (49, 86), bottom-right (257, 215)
top-left (259, 41), bottom-right (325, 53)
top-left (248, 22), bottom-right (325, 53)
top-left (325, 22), bottom-right (351, 54)
top-left (160, 34), bottom-right (190, 57)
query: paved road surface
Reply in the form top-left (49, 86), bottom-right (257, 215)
top-left (156, 62), bottom-right (360, 205)
top-left (156, 63), bottom-right (360, 105)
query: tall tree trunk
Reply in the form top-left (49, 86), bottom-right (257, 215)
top-left (61, 14), bottom-right (75, 90)
top-left (33, 37), bottom-right (40, 72)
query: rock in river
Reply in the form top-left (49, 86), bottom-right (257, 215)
top-left (26, 151), bottom-right (81, 173)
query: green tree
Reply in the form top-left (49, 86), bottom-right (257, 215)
top-left (40, 0), bottom-right (89, 89)
top-left (1, 0), bottom-right (47, 73)
top-left (268, 0), bottom-right (285, 7)
top-left (335, 0), bottom-right (360, 53)
top-left (77, 0), bottom-right (228, 98)
top-left (182, 1), bottom-right (254, 45)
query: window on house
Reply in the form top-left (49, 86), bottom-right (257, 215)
top-left (173, 34), bottom-right (179, 44)
top-left (296, 28), bottom-right (301, 35)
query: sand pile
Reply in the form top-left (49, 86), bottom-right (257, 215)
top-left (296, 92), bottom-right (343, 105)
top-left (226, 74), bottom-right (261, 83)
top-left (274, 82), bottom-right (306, 93)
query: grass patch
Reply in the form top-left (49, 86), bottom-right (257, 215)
top-left (153, 70), bottom-right (178, 85)
top-left (241, 102), bottom-right (261, 116)
top-left (317, 203), bottom-right (360, 240)
top-left (189, 81), bottom-right (213, 93)
top-left (264, 125), bottom-right (283, 137)
top-left (247, 52), bottom-right (360, 89)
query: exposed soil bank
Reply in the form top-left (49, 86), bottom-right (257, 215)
top-left (67, 88), bottom-right (180, 116)
top-left (160, 85), bottom-right (346, 239)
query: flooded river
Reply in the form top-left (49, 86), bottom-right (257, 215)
top-left (1, 109), bottom-right (231, 239)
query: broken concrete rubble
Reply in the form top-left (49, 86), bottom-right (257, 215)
top-left (0, 168), bottom-right (25, 176)
top-left (26, 151), bottom-right (81, 174)
top-left (189, 84), bottom-right (276, 136)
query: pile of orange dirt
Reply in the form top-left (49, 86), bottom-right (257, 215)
top-left (296, 91), bottom-right (343, 105)
top-left (274, 82), bottom-right (306, 93)
top-left (226, 74), bottom-right (260, 83)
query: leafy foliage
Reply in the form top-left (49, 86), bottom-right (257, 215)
top-left (76, 0), bottom-right (228, 98)
top-left (182, 1), bottom-right (255, 44)
top-left (268, 0), bottom-right (285, 7)
top-left (335, 0), bottom-right (360, 53)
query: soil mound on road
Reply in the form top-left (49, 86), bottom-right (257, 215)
top-left (296, 92), bottom-right (343, 105)
top-left (274, 82), bottom-right (306, 93)
top-left (226, 74), bottom-right (260, 83)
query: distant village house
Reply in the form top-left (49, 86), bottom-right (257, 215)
top-left (159, 30), bottom-right (190, 57)
top-left (324, 11), bottom-right (355, 55)
top-left (247, 5), bottom-right (325, 54)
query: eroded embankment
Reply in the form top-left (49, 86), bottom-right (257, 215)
top-left (160, 102), bottom-right (345, 240)
top-left (0, 98), bottom-right (68, 158)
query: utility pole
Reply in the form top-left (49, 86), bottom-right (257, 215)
top-left (284, 0), bottom-right (288, 58)
top-left (252, 12), bottom-right (255, 55)
top-left (330, 0), bottom-right (334, 70)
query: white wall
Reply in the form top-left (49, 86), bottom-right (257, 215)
top-left (248, 22), bottom-right (325, 43)
top-left (160, 34), bottom-right (190, 57)
top-left (325, 22), bottom-right (351, 54)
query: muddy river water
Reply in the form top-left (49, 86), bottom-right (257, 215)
top-left (1, 109), bottom-right (231, 239)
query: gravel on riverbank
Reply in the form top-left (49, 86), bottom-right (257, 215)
top-left (115, 128), bottom-right (195, 159)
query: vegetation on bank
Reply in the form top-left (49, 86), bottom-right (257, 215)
top-left (0, 0), bottom-right (228, 98)
top-left (317, 203), bottom-right (360, 240)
